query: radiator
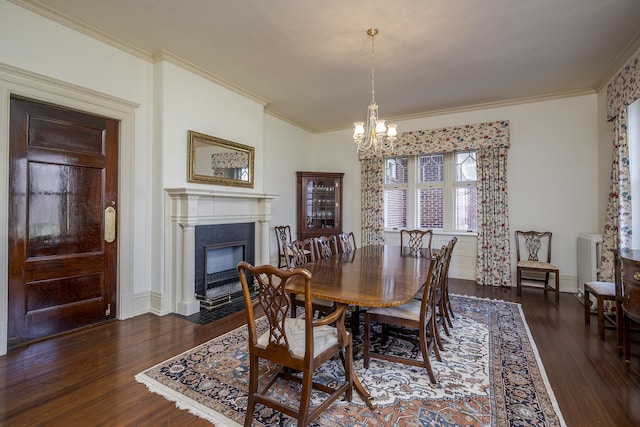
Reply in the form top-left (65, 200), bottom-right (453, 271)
top-left (577, 232), bottom-right (603, 296)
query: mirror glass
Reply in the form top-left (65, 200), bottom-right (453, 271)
top-left (188, 130), bottom-right (254, 188)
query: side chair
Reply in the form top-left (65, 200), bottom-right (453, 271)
top-left (285, 239), bottom-right (334, 318)
top-left (439, 236), bottom-right (458, 329)
top-left (363, 248), bottom-right (445, 384)
top-left (313, 235), bottom-right (335, 260)
top-left (515, 230), bottom-right (560, 302)
top-left (400, 229), bottom-right (433, 256)
top-left (337, 232), bottom-right (357, 254)
top-left (238, 261), bottom-right (353, 426)
top-left (432, 237), bottom-right (457, 351)
top-left (274, 225), bottom-right (292, 268)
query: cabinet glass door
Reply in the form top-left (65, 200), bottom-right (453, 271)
top-left (305, 179), bottom-right (336, 231)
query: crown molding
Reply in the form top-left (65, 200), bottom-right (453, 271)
top-left (9, 0), bottom-right (152, 61)
top-left (10, 0), bottom-right (270, 109)
top-left (263, 106), bottom-right (314, 133)
top-left (594, 30), bottom-right (640, 92)
top-left (152, 51), bottom-right (268, 107)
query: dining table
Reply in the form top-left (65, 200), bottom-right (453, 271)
top-left (286, 244), bottom-right (435, 408)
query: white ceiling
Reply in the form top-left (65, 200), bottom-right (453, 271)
top-left (14, 0), bottom-right (640, 132)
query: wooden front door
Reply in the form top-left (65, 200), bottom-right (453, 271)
top-left (8, 96), bottom-right (119, 345)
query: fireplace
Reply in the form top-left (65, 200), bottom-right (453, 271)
top-left (194, 222), bottom-right (255, 309)
top-left (164, 188), bottom-right (277, 317)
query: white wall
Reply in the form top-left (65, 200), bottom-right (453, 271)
top-left (263, 115), bottom-right (314, 263)
top-left (313, 95), bottom-right (600, 291)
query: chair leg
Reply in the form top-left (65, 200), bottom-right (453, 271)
top-left (555, 271), bottom-right (560, 302)
top-left (446, 295), bottom-right (456, 319)
top-left (297, 372), bottom-right (313, 426)
top-left (419, 327), bottom-right (437, 384)
top-left (431, 317), bottom-right (442, 362)
top-left (584, 289), bottom-right (591, 325)
top-left (433, 317), bottom-right (445, 352)
top-left (516, 268), bottom-right (522, 296)
top-left (597, 296), bottom-right (605, 340)
top-left (244, 356), bottom-right (259, 427)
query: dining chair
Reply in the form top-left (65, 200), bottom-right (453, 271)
top-left (314, 235), bottom-right (335, 260)
top-left (515, 230), bottom-right (560, 302)
top-left (438, 236), bottom-right (458, 331)
top-left (400, 229), bottom-right (433, 256)
top-left (363, 248), bottom-right (445, 384)
top-left (274, 225), bottom-right (293, 268)
top-left (285, 239), bottom-right (334, 319)
top-left (584, 281), bottom-right (616, 340)
top-left (237, 261), bottom-right (353, 426)
top-left (337, 232), bottom-right (357, 254)
top-left (432, 237), bottom-right (457, 351)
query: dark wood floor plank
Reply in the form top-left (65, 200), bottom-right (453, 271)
top-left (1, 280), bottom-right (640, 426)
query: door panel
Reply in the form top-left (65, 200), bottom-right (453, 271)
top-left (8, 96), bottom-right (119, 344)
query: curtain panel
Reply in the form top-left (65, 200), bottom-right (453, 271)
top-left (359, 121), bottom-right (511, 286)
top-left (476, 146), bottom-right (512, 286)
top-left (602, 49), bottom-right (639, 277)
top-left (360, 157), bottom-right (385, 246)
top-left (601, 111), bottom-right (631, 281)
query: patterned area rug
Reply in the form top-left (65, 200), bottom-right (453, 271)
top-left (135, 295), bottom-right (566, 426)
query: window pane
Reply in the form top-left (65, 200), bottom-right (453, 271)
top-left (455, 186), bottom-right (477, 230)
top-left (385, 157), bottom-right (408, 184)
top-left (418, 154), bottom-right (444, 183)
top-left (455, 151), bottom-right (477, 181)
top-left (385, 189), bottom-right (407, 228)
top-left (419, 188), bottom-right (443, 229)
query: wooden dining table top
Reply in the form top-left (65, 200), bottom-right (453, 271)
top-left (286, 245), bottom-right (434, 307)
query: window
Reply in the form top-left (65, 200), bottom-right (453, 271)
top-left (384, 151), bottom-right (477, 232)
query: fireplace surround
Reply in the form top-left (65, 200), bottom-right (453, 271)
top-left (165, 188), bottom-right (277, 316)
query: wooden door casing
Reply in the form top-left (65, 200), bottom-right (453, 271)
top-left (8, 96), bottom-right (118, 344)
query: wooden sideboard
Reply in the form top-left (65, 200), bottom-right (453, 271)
top-left (618, 249), bottom-right (640, 370)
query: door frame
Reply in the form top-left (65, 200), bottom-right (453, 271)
top-left (0, 64), bottom-right (138, 355)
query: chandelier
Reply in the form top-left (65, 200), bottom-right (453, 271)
top-left (353, 27), bottom-right (398, 152)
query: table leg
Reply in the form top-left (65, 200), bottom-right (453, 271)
top-left (340, 347), bottom-right (376, 409)
top-left (353, 372), bottom-right (376, 409)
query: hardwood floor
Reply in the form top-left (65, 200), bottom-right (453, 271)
top-left (1, 279), bottom-right (640, 426)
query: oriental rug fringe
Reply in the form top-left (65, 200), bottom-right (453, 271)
top-left (135, 295), bottom-right (566, 426)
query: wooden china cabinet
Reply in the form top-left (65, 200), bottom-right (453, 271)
top-left (296, 171), bottom-right (344, 240)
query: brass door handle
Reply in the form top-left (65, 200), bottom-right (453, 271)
top-left (633, 271), bottom-right (640, 281)
top-left (105, 206), bottom-right (116, 243)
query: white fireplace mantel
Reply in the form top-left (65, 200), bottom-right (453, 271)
top-left (164, 188), bottom-right (279, 316)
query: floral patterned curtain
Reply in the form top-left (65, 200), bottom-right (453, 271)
top-left (476, 146), bottom-right (511, 286)
top-left (601, 49), bottom-right (640, 279)
top-left (600, 110), bottom-right (631, 281)
top-left (360, 157), bottom-right (385, 246)
top-left (359, 121), bottom-right (511, 286)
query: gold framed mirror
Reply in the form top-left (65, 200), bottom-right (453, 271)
top-left (187, 130), bottom-right (254, 188)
